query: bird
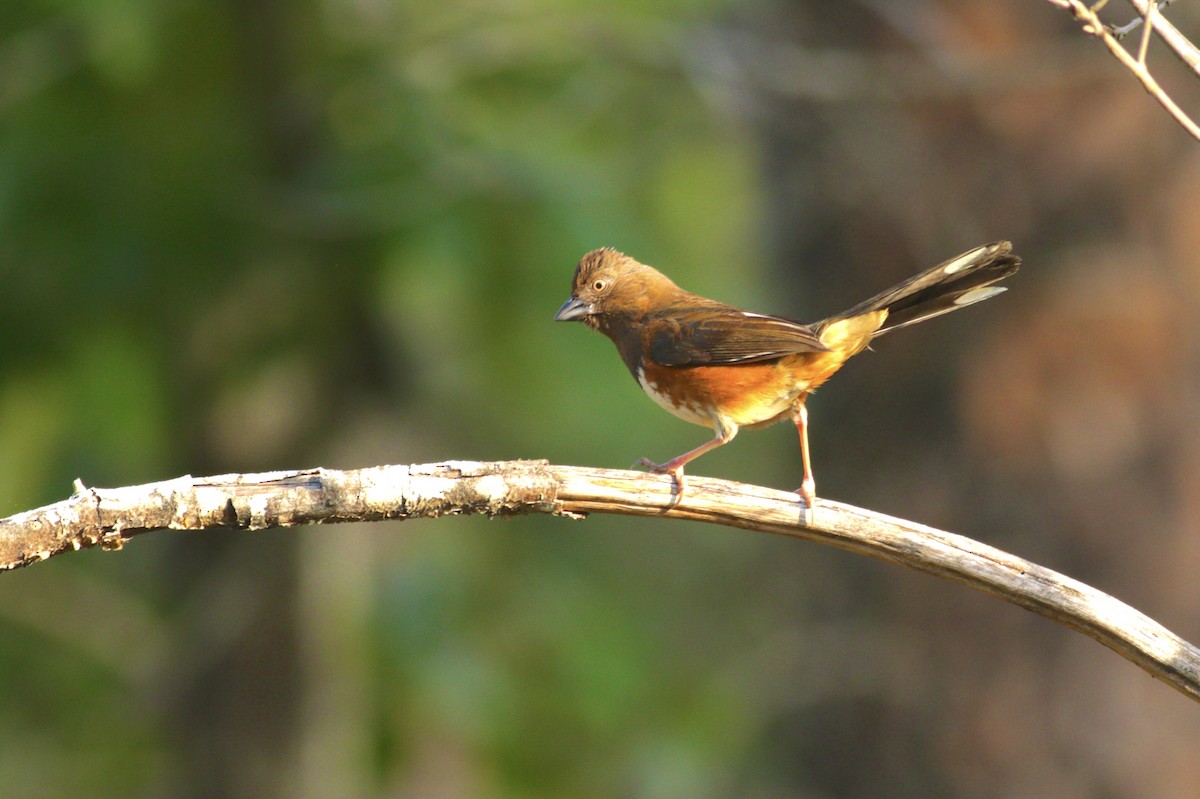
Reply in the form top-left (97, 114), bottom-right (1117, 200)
top-left (554, 241), bottom-right (1020, 514)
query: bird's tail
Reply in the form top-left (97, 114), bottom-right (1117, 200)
top-left (828, 241), bottom-right (1021, 337)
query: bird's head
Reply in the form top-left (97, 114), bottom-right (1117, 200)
top-left (554, 248), bottom-right (679, 329)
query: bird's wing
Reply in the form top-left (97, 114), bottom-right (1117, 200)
top-left (646, 304), bottom-right (828, 366)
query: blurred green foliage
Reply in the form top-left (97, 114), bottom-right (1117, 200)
top-left (0, 1), bottom-right (803, 797)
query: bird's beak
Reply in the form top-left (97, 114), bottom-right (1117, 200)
top-left (554, 296), bottom-right (594, 322)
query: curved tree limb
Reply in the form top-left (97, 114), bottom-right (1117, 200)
top-left (2, 460), bottom-right (1198, 703)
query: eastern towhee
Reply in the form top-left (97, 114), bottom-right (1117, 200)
top-left (555, 242), bottom-right (1020, 513)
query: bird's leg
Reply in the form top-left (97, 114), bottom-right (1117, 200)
top-left (637, 421), bottom-right (737, 502)
top-left (792, 395), bottom-right (816, 520)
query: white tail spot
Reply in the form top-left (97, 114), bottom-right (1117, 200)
top-left (942, 247), bottom-right (986, 275)
top-left (954, 286), bottom-right (1006, 306)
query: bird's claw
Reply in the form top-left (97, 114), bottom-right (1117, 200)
top-left (635, 457), bottom-right (686, 504)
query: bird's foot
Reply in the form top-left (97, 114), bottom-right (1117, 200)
top-left (795, 476), bottom-right (816, 525)
top-left (635, 457), bottom-right (686, 504)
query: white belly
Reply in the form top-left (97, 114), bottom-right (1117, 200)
top-left (637, 366), bottom-right (716, 428)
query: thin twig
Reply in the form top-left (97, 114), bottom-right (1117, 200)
top-left (2, 460), bottom-right (1199, 704)
top-left (1136, 0), bottom-right (1157, 63)
top-left (1125, 0), bottom-right (1200, 76)
top-left (1111, 0), bottom-right (1174, 37)
top-left (1048, 0), bottom-right (1200, 141)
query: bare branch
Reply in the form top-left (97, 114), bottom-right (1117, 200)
top-left (1119, 0), bottom-right (1200, 77)
top-left (1136, 0), bottom-right (1157, 63)
top-left (1047, 0), bottom-right (1200, 141)
top-left (2, 460), bottom-right (1198, 703)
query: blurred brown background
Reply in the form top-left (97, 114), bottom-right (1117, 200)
top-left (2, 0), bottom-right (1200, 796)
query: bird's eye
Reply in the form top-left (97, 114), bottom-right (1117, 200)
top-left (592, 279), bottom-right (607, 292)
